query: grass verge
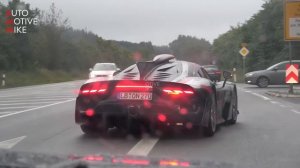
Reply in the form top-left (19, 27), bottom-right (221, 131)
top-left (0, 69), bottom-right (87, 88)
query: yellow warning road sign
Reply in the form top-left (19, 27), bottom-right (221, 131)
top-left (239, 47), bottom-right (249, 57)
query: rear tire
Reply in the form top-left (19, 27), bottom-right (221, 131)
top-left (226, 90), bottom-right (238, 125)
top-left (203, 97), bottom-right (217, 137)
top-left (257, 77), bottom-right (269, 88)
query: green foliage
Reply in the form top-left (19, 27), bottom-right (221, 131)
top-left (0, 0), bottom-right (135, 73)
top-left (169, 35), bottom-right (212, 65)
top-left (213, 0), bottom-right (299, 72)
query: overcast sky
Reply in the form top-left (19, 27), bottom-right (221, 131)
top-left (2, 0), bottom-right (265, 45)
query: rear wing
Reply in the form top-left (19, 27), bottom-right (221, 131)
top-left (137, 54), bottom-right (176, 79)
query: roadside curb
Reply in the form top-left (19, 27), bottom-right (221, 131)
top-left (266, 91), bottom-right (300, 98)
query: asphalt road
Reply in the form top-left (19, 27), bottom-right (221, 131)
top-left (0, 81), bottom-right (300, 168)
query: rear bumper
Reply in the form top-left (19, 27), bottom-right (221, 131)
top-left (75, 99), bottom-right (204, 127)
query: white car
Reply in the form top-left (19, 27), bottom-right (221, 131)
top-left (89, 63), bottom-right (120, 79)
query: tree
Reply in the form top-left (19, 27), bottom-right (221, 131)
top-left (169, 35), bottom-right (212, 65)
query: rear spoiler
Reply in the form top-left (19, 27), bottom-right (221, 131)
top-left (137, 54), bottom-right (176, 79)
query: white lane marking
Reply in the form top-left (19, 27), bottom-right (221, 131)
top-left (0, 106), bottom-right (38, 110)
top-left (251, 93), bottom-right (271, 100)
top-left (279, 104), bottom-right (287, 108)
top-left (0, 102), bottom-right (57, 106)
top-left (244, 90), bottom-right (252, 93)
top-left (127, 138), bottom-right (159, 156)
top-left (0, 99), bottom-right (75, 119)
top-left (0, 112), bottom-right (13, 114)
top-left (291, 109), bottom-right (300, 114)
top-left (270, 101), bottom-right (279, 104)
top-left (0, 98), bottom-right (73, 103)
top-left (0, 136), bottom-right (26, 149)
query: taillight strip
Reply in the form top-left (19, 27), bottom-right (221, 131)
top-left (162, 89), bottom-right (194, 95)
top-left (116, 85), bottom-right (153, 88)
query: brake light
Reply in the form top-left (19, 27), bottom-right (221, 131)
top-left (159, 160), bottom-right (190, 167)
top-left (112, 158), bottom-right (150, 166)
top-left (215, 70), bottom-right (221, 74)
top-left (116, 85), bottom-right (152, 89)
top-left (83, 155), bottom-right (103, 161)
top-left (162, 88), bottom-right (194, 95)
top-left (85, 109), bottom-right (95, 117)
top-left (158, 113), bottom-right (167, 122)
top-left (80, 83), bottom-right (108, 95)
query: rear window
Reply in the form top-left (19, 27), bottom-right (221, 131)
top-left (93, 64), bottom-right (117, 71)
top-left (203, 65), bottom-right (219, 71)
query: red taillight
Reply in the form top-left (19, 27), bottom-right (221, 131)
top-left (85, 109), bottom-right (95, 117)
top-left (80, 83), bottom-right (108, 95)
top-left (160, 160), bottom-right (190, 167)
top-left (112, 158), bottom-right (150, 166)
top-left (83, 155), bottom-right (103, 161)
top-left (215, 70), bottom-right (221, 74)
top-left (162, 88), bottom-right (194, 95)
top-left (158, 113), bottom-right (167, 122)
top-left (116, 85), bottom-right (152, 89)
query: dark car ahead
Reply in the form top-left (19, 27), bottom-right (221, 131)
top-left (203, 65), bottom-right (222, 81)
top-left (75, 54), bottom-right (238, 137)
top-left (245, 60), bottom-right (300, 88)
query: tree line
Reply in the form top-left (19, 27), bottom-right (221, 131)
top-left (213, 0), bottom-right (300, 72)
top-left (0, 0), bottom-right (213, 74)
top-left (2, 0), bottom-right (291, 75)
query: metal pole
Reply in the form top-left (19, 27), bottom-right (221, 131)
top-left (2, 74), bottom-right (5, 87)
top-left (288, 41), bottom-right (294, 94)
top-left (243, 57), bottom-right (246, 76)
top-left (233, 68), bottom-right (237, 82)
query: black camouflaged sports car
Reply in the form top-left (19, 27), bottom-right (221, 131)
top-left (75, 54), bottom-right (238, 137)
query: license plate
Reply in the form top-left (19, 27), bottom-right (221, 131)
top-left (118, 92), bottom-right (152, 100)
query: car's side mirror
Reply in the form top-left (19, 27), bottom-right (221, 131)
top-left (223, 71), bottom-right (232, 87)
top-left (89, 68), bottom-right (93, 72)
top-left (273, 67), bottom-right (278, 71)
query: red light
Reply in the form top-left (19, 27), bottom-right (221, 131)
top-left (80, 83), bottom-right (108, 95)
top-left (90, 89), bottom-right (97, 93)
top-left (85, 109), bottom-right (95, 117)
top-left (122, 159), bottom-right (150, 165)
top-left (143, 101), bottom-right (152, 108)
top-left (180, 162), bottom-right (190, 167)
top-left (82, 90), bottom-right (90, 94)
top-left (160, 160), bottom-right (179, 166)
top-left (160, 160), bottom-right (190, 167)
top-left (179, 108), bottom-right (188, 115)
top-left (98, 89), bottom-right (106, 93)
top-left (116, 85), bottom-right (152, 88)
top-left (83, 155), bottom-right (103, 161)
top-left (112, 158), bottom-right (150, 166)
top-left (163, 88), bottom-right (194, 95)
top-left (183, 91), bottom-right (194, 94)
top-left (158, 114), bottom-right (167, 122)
